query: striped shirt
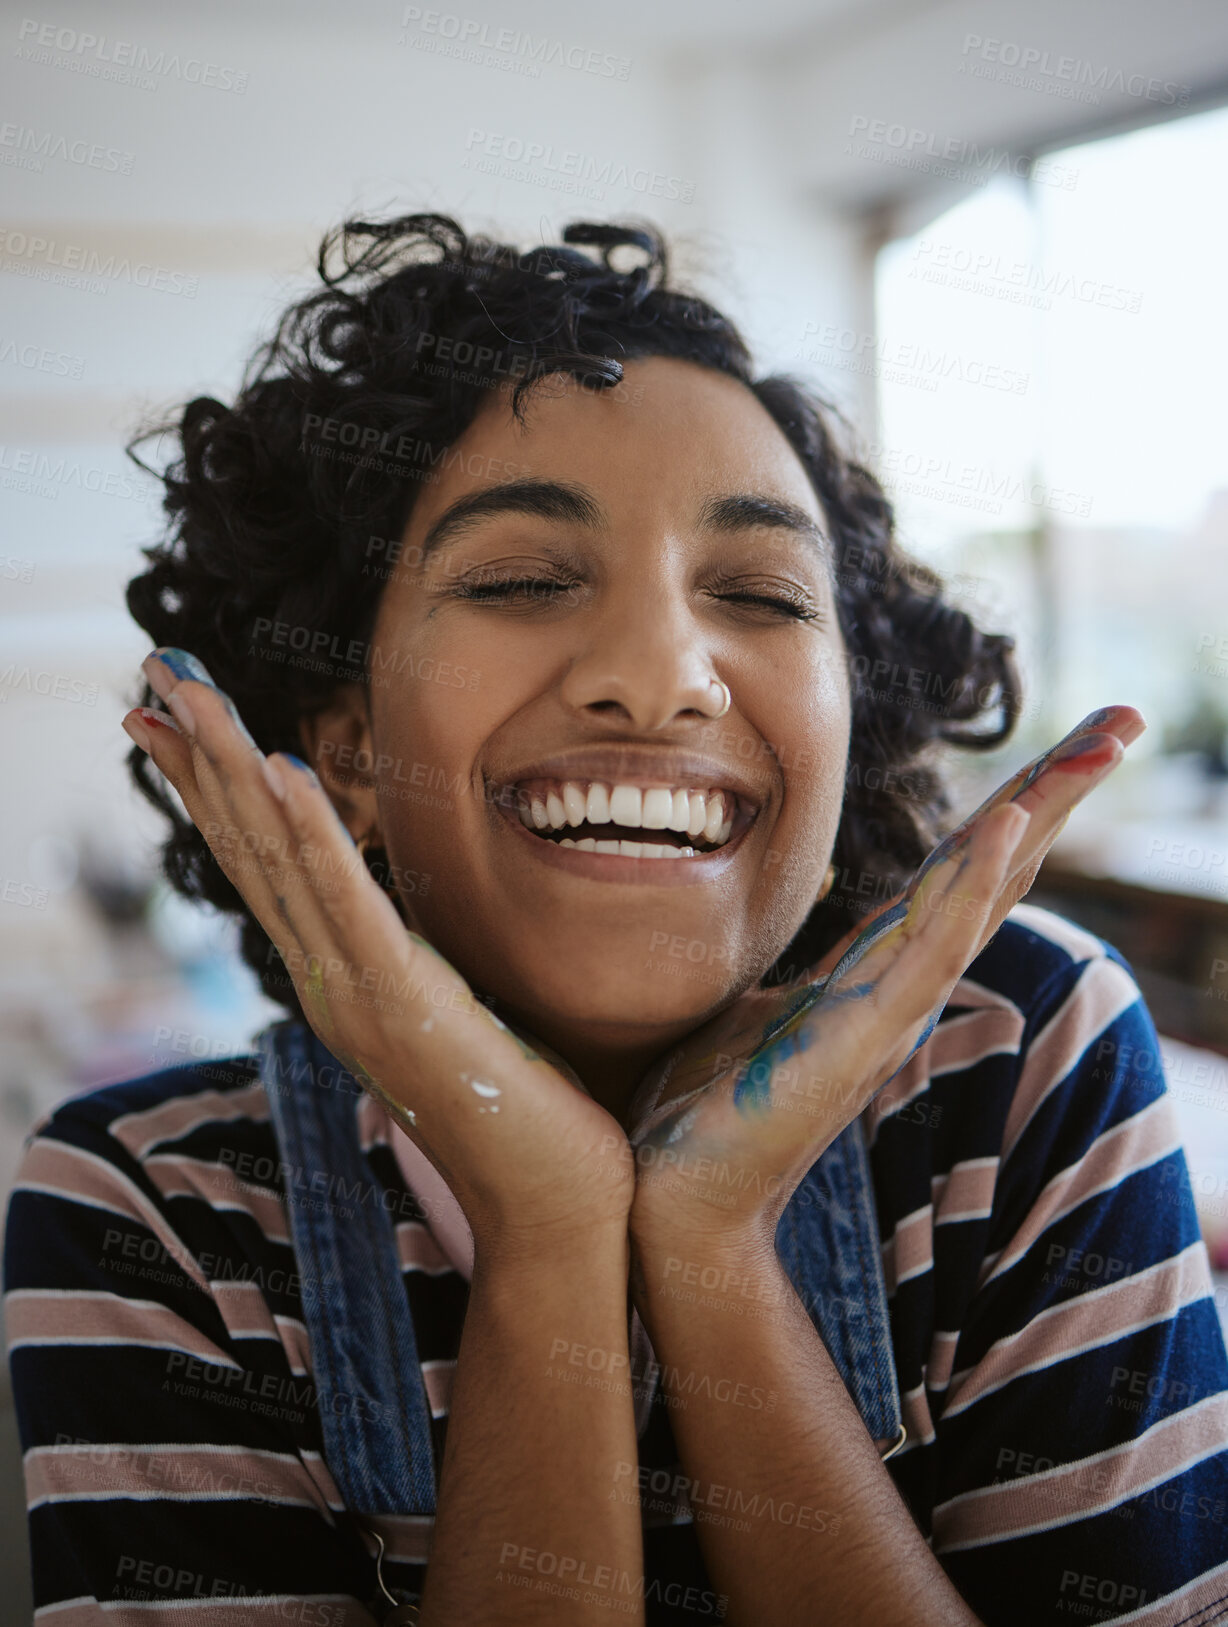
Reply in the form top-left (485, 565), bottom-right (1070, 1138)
top-left (5, 902), bottom-right (1228, 1625)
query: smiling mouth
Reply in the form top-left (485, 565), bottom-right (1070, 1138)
top-left (506, 776), bottom-right (752, 860)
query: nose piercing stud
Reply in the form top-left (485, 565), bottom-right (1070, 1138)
top-left (709, 678), bottom-right (732, 719)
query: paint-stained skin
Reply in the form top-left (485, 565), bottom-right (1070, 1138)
top-left (465, 1076), bottom-right (502, 1114)
top-left (149, 648), bottom-right (259, 748)
top-left (643, 711), bottom-right (1125, 1141)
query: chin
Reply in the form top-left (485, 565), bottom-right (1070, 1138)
top-left (496, 947), bottom-right (742, 1034)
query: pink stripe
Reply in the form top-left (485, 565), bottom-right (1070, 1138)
top-left (208, 1278), bottom-right (273, 1333)
top-left (33, 1602), bottom-right (105, 1625)
top-left (25, 1443), bottom-right (333, 1516)
top-left (883, 1204), bottom-right (933, 1294)
top-left (394, 1220), bottom-right (458, 1275)
top-left (1010, 902), bottom-right (1105, 965)
top-left (358, 1510), bottom-right (436, 1565)
top-left (1002, 955), bottom-right (1140, 1163)
top-left (946, 1244), bottom-right (1213, 1419)
top-left (1108, 1556), bottom-right (1228, 1626)
top-left (863, 1002), bottom-right (1025, 1147)
top-left (933, 1392), bottom-right (1228, 1552)
top-left (274, 1315), bottom-right (313, 1377)
top-left (110, 1080), bottom-right (268, 1160)
top-left (982, 1095), bottom-right (1181, 1290)
top-left (932, 1157), bottom-right (999, 1224)
top-left (5, 1289), bottom-right (240, 1366)
top-left (895, 1381), bottom-right (935, 1456)
top-left (13, 1140), bottom-right (210, 1292)
top-left (205, 1283), bottom-right (313, 1375)
top-left (940, 972), bottom-right (1026, 1015)
top-left (35, 1596), bottom-right (374, 1625)
top-left (927, 1330), bottom-right (961, 1392)
top-left (143, 1154), bottom-right (290, 1245)
top-left (296, 1447), bottom-right (347, 1517)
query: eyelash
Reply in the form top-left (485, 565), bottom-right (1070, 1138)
top-left (449, 578), bottom-right (820, 621)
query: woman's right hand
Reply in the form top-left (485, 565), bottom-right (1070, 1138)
top-left (124, 649), bottom-right (636, 1263)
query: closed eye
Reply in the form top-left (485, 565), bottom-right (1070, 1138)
top-left (447, 578), bottom-right (821, 621)
top-left (715, 591), bottom-right (820, 621)
top-left (449, 577), bottom-right (579, 600)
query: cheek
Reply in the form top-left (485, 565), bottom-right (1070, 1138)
top-left (778, 644), bottom-right (851, 816)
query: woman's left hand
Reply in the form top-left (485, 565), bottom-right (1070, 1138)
top-left (626, 704), bottom-right (1145, 1250)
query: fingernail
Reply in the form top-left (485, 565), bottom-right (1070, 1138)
top-left (1051, 733), bottom-right (1118, 772)
top-left (151, 647), bottom-right (215, 686)
top-left (262, 757), bottom-right (288, 802)
top-left (1077, 707), bottom-right (1117, 733)
top-left (283, 753), bottom-right (319, 787)
top-left (166, 689), bottom-right (196, 734)
top-left (1053, 733), bottom-right (1105, 759)
top-left (138, 707), bottom-right (181, 735)
top-left (122, 713), bottom-right (152, 752)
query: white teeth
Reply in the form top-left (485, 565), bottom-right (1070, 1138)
top-left (702, 792), bottom-right (726, 844)
top-left (641, 787), bottom-right (673, 829)
top-left (562, 781), bottom-right (587, 826)
top-left (555, 838), bottom-right (696, 858)
top-left (608, 784), bottom-right (642, 827)
top-left (586, 782), bottom-right (610, 823)
top-left (514, 777), bottom-right (748, 849)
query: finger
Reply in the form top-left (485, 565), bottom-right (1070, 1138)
top-left (137, 653), bottom-right (339, 956)
top-left (122, 705), bottom-right (202, 820)
top-left (809, 708), bottom-right (1142, 984)
top-left (872, 801), bottom-right (1029, 1021)
top-left (141, 649), bottom-right (262, 828)
top-left (262, 750), bottom-right (414, 1036)
top-left (919, 728), bottom-right (1125, 976)
top-left (945, 706), bottom-right (1141, 847)
top-left (975, 730), bottom-right (1123, 938)
top-left (804, 800), bottom-right (1028, 1023)
top-left (739, 803), bottom-right (1030, 1147)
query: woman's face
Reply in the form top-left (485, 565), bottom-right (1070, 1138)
top-left (363, 355), bottom-right (851, 1068)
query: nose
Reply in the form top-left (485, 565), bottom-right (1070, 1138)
top-left (559, 594), bottom-right (727, 730)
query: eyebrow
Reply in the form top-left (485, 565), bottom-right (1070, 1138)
top-left (415, 478), bottom-right (833, 566)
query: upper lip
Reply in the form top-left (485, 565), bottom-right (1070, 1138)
top-left (489, 748), bottom-right (771, 815)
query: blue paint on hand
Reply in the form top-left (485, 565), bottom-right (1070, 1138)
top-left (733, 1051), bottom-right (777, 1115)
top-left (827, 897), bottom-right (909, 989)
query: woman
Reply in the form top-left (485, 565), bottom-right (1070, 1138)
top-left (6, 214), bottom-right (1227, 1627)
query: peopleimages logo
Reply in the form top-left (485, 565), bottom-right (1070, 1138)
top-left (399, 8), bottom-right (632, 80)
top-left (463, 129), bottom-right (696, 203)
top-left (14, 19), bottom-right (248, 93)
top-left (0, 229), bottom-right (199, 297)
top-left (959, 33), bottom-right (1189, 107)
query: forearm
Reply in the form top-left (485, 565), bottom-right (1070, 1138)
top-left (420, 1227), bottom-right (646, 1625)
top-left (631, 1226), bottom-right (982, 1627)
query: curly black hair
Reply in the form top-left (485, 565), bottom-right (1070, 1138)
top-left (124, 210), bottom-right (1021, 1020)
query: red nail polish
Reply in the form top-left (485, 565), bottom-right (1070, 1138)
top-left (1051, 734), bottom-right (1117, 773)
top-left (138, 708), bottom-right (181, 733)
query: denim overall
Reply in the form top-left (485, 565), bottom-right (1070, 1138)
top-left (257, 1016), bottom-right (902, 1591)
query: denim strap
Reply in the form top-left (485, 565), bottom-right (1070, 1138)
top-left (257, 1019), bottom-right (438, 1515)
top-left (775, 1116), bottom-right (902, 1444)
top-left (259, 1015), bottom-right (901, 1513)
